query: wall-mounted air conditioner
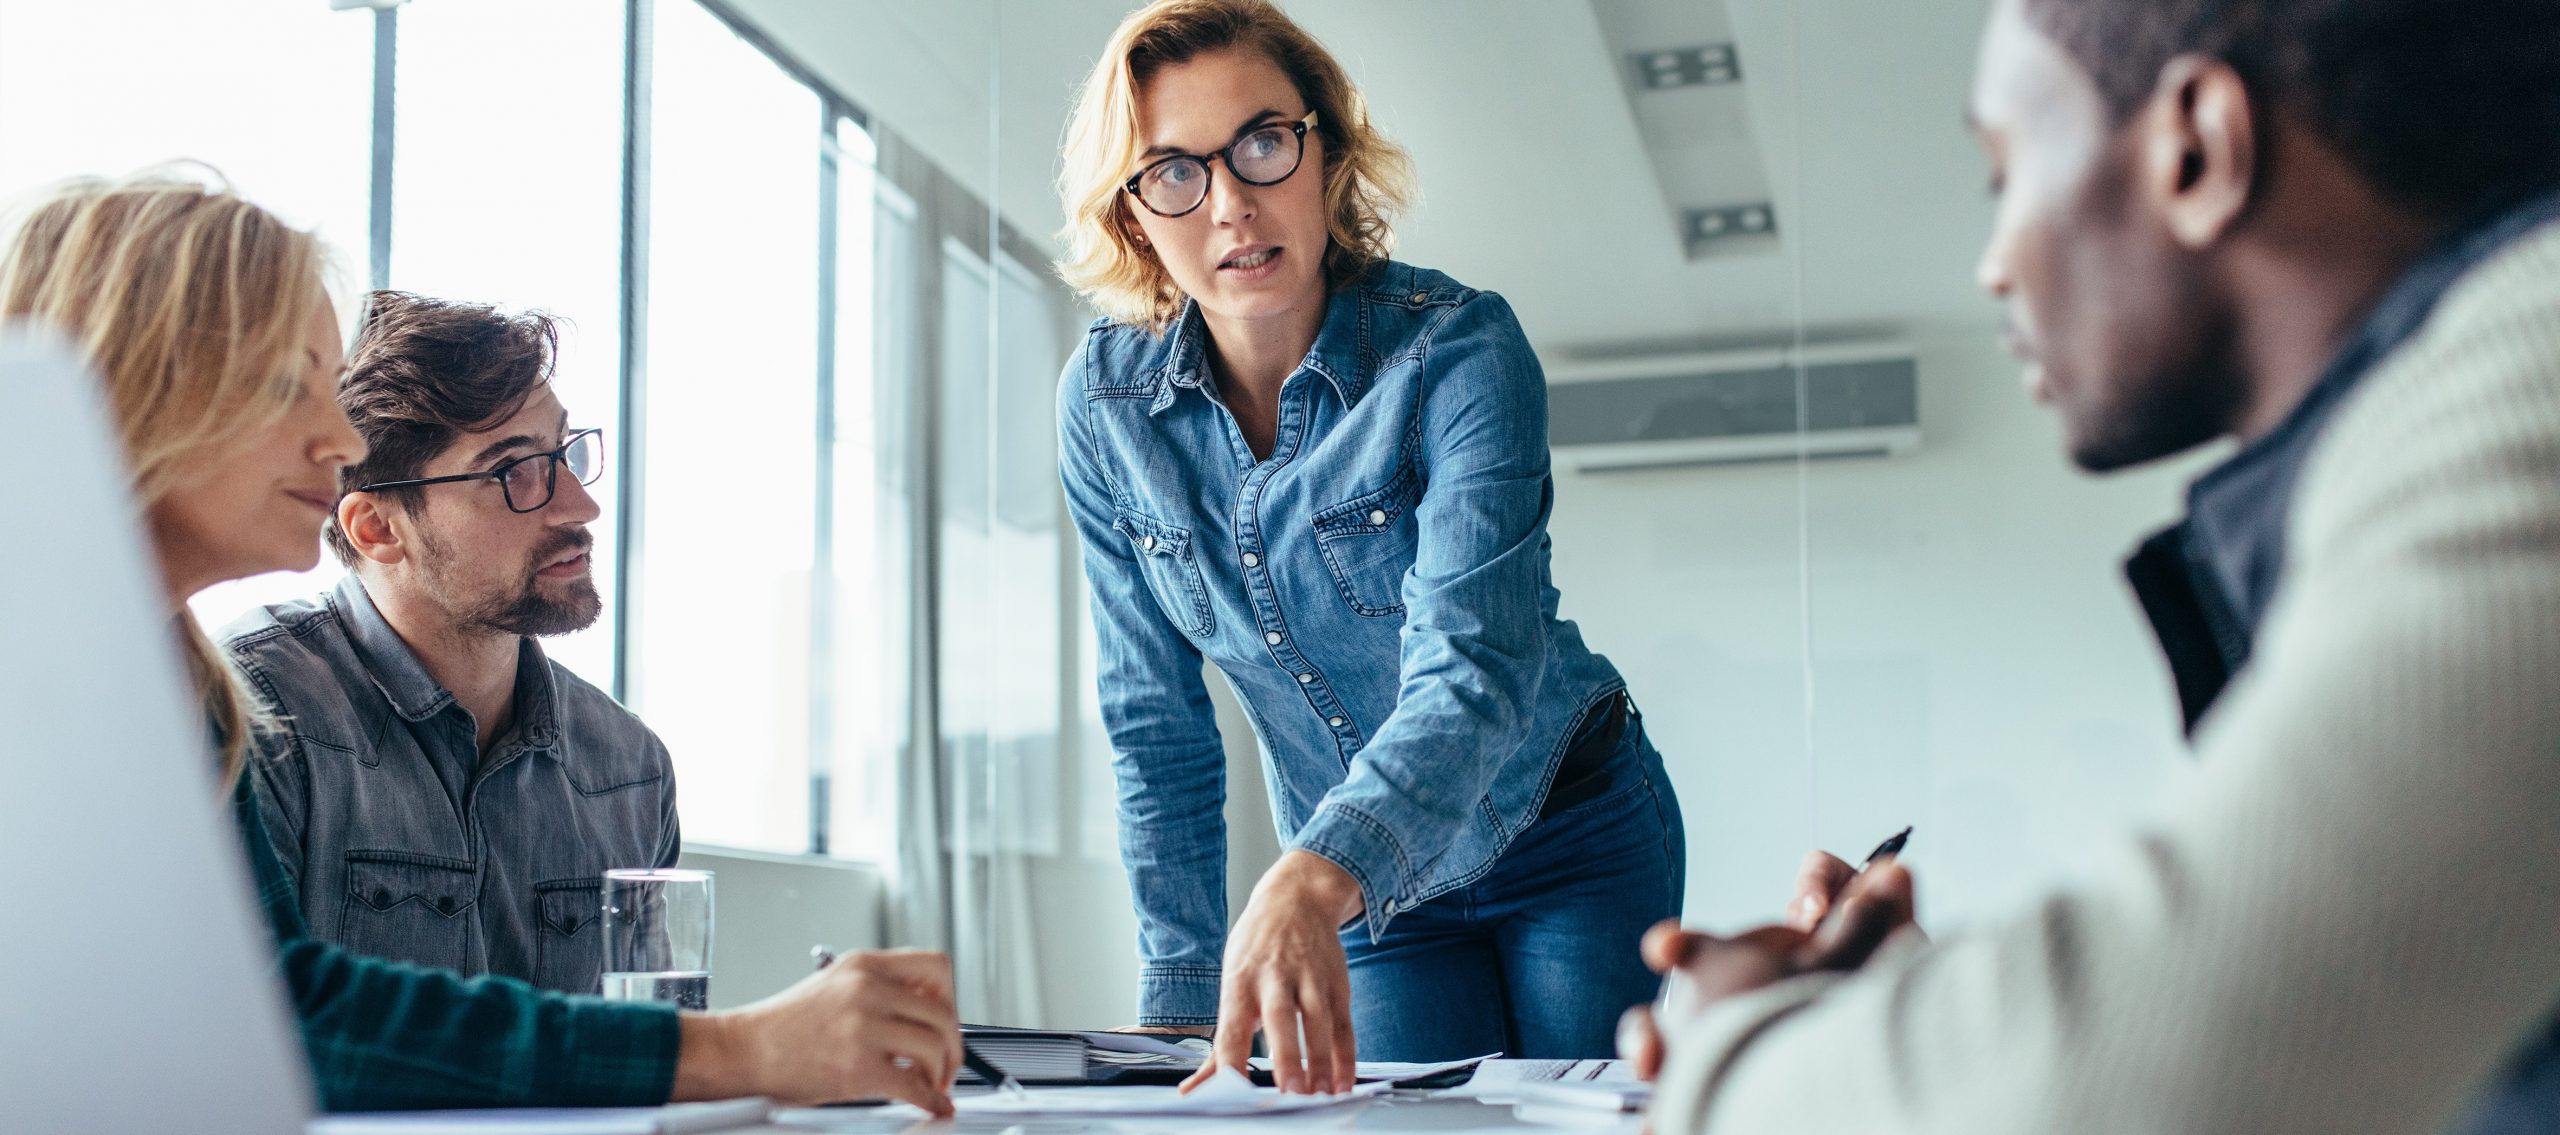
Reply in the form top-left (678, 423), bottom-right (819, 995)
top-left (1544, 341), bottom-right (1921, 474)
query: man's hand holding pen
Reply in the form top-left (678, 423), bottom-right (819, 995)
top-left (1618, 828), bottom-right (1922, 1082)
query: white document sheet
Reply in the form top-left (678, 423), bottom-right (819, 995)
top-left (1245, 1053), bottom-right (1500, 1083)
top-left (950, 1067), bottom-right (1390, 1117)
top-left (1440, 1058), bottom-right (1635, 1103)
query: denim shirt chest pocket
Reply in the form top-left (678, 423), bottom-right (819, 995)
top-left (1312, 465), bottom-right (1422, 618)
top-left (534, 877), bottom-right (606, 993)
top-left (1114, 506), bottom-right (1215, 638)
top-left (339, 850), bottom-right (479, 968)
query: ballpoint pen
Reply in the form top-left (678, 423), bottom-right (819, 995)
top-left (1861, 825), bottom-right (1913, 870)
top-left (813, 945), bottom-right (1029, 1101)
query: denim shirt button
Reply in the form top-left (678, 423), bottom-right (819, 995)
top-left (435, 896), bottom-right (457, 915)
top-left (1297, 673), bottom-right (1314, 684)
top-left (372, 888), bottom-right (391, 908)
top-left (1142, 535), bottom-right (1157, 551)
top-left (1409, 291), bottom-right (1428, 304)
top-left (1367, 509), bottom-right (1388, 526)
top-left (1328, 716), bottom-right (1346, 727)
top-left (1265, 631), bottom-right (1283, 645)
top-left (1242, 552), bottom-right (1260, 567)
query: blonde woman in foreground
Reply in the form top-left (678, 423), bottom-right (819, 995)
top-left (0, 171), bottom-right (962, 1113)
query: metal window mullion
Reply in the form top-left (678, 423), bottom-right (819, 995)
top-left (612, 0), bottom-right (654, 706)
top-left (366, 6), bottom-right (397, 291)
top-left (809, 102), bottom-right (843, 857)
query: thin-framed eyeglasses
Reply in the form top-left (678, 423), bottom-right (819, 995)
top-left (354, 428), bottom-right (604, 514)
top-left (1123, 110), bottom-right (1319, 219)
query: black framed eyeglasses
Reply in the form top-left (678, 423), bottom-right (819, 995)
top-left (1123, 110), bottom-right (1319, 219)
top-left (355, 428), bottom-right (605, 514)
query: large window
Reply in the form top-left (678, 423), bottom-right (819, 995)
top-left (823, 121), bottom-right (907, 864)
top-left (389, 0), bottom-right (630, 687)
top-left (628, 0), bottom-right (826, 854)
top-left (0, 1), bottom-right (374, 629)
top-left (0, 0), bottom-right (1066, 869)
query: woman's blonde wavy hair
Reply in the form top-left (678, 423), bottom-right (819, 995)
top-left (1056, 0), bottom-right (1415, 331)
top-left (0, 169), bottom-right (330, 789)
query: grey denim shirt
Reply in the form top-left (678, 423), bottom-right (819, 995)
top-left (220, 576), bottom-right (679, 994)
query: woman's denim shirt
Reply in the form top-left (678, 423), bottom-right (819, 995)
top-left (1058, 261), bottom-right (1628, 1024)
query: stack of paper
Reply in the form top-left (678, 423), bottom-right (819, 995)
top-left (1443, 1058), bottom-right (1636, 1104)
top-left (956, 1026), bottom-right (1204, 1083)
top-left (957, 1067), bottom-right (1388, 1118)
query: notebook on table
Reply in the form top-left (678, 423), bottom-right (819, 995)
top-left (959, 1025), bottom-right (1204, 1085)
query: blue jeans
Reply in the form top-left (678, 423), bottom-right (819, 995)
top-left (1339, 717), bottom-right (1685, 1061)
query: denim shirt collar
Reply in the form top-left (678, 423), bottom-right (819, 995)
top-left (329, 574), bottom-right (561, 749)
top-left (1147, 283), bottom-right (1370, 415)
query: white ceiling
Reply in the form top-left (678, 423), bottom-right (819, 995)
top-left (723, 0), bottom-right (2004, 355)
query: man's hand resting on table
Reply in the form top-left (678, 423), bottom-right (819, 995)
top-left (671, 948), bottom-right (962, 1113)
top-left (1618, 856), bottom-right (1920, 1081)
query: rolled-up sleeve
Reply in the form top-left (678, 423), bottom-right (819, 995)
top-left (1058, 353), bottom-right (1233, 1025)
top-left (1291, 294), bottom-right (1554, 940)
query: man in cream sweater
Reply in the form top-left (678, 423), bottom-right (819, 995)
top-left (1640, 1), bottom-right (2560, 1132)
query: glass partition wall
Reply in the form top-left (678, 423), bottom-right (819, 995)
top-left (985, 0), bottom-right (2202, 1029)
top-left (0, 0), bottom-right (2204, 1030)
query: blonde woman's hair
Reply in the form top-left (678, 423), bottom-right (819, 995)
top-left (1057, 0), bottom-right (1415, 331)
top-left (0, 169), bottom-right (329, 788)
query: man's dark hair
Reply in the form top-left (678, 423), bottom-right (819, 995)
top-left (2026, 0), bottom-right (2560, 219)
top-left (326, 290), bottom-right (560, 566)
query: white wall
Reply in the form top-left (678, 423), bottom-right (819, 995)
top-left (1547, 329), bottom-right (2215, 934)
top-left (722, 0), bottom-right (2222, 1024)
top-left (676, 847), bottom-right (887, 1010)
top-left (1024, 330), bottom-right (2216, 1025)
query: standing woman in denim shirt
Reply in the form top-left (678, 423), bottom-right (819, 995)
top-left (1054, 0), bottom-right (1685, 1086)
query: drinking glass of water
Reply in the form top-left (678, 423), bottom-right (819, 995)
top-left (600, 868), bottom-right (713, 1010)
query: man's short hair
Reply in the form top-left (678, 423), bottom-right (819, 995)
top-left (326, 290), bottom-right (560, 566)
top-left (2025, 0), bottom-right (2560, 219)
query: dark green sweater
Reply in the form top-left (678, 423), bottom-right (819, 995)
top-left (231, 773), bottom-right (681, 1110)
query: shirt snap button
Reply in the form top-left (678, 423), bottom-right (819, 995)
top-left (1298, 673), bottom-right (1314, 684)
top-left (1329, 716), bottom-right (1346, 727)
top-left (373, 888), bottom-right (392, 908)
top-left (1409, 291), bottom-right (1428, 303)
top-left (436, 897), bottom-right (457, 915)
top-left (1367, 509), bottom-right (1388, 526)
top-left (1242, 552), bottom-right (1260, 567)
top-left (1141, 535), bottom-right (1157, 551)
top-left (1265, 631), bottom-right (1283, 645)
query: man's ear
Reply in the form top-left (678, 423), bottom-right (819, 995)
top-left (336, 492), bottom-right (408, 567)
top-left (2141, 54), bottom-right (2257, 249)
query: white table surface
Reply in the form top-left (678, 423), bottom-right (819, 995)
top-left (754, 1090), bottom-right (1643, 1134)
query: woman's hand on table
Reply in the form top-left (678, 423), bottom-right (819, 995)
top-left (1182, 849), bottom-right (1366, 1096)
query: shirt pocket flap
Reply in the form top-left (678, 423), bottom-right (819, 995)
top-left (1311, 470), bottom-right (1422, 618)
top-left (536, 878), bottom-right (604, 937)
top-left (1109, 505), bottom-right (1214, 637)
top-left (1112, 508), bottom-right (1193, 559)
top-left (344, 852), bottom-right (478, 918)
top-left (1312, 469), bottom-right (1419, 538)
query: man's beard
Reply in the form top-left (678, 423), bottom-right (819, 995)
top-left (431, 527), bottom-right (603, 638)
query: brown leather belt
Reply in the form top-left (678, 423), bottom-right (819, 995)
top-left (1537, 692), bottom-right (1631, 819)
